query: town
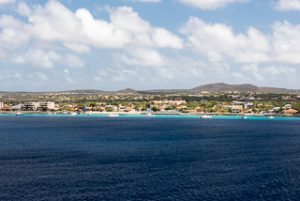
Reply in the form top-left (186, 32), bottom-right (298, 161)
top-left (0, 87), bottom-right (299, 116)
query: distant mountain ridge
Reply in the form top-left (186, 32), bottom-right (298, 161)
top-left (190, 83), bottom-right (299, 93)
top-left (116, 88), bottom-right (139, 94)
top-left (1, 83), bottom-right (299, 95)
top-left (191, 83), bottom-right (259, 93)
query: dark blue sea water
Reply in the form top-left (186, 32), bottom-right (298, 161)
top-left (0, 116), bottom-right (300, 201)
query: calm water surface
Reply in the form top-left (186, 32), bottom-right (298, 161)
top-left (0, 116), bottom-right (300, 201)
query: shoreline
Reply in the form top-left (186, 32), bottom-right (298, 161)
top-left (0, 111), bottom-right (299, 119)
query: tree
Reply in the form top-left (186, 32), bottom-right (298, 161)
top-left (105, 107), bottom-right (113, 112)
top-left (151, 106), bottom-right (160, 112)
top-left (89, 103), bottom-right (97, 107)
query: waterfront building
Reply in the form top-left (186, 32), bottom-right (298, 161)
top-left (283, 104), bottom-right (292, 110)
top-left (38, 102), bottom-right (56, 111)
top-left (0, 102), bottom-right (3, 110)
top-left (12, 104), bottom-right (23, 111)
top-left (21, 102), bottom-right (40, 111)
top-left (270, 107), bottom-right (282, 114)
top-left (20, 102), bottom-right (56, 111)
top-left (152, 100), bottom-right (187, 106)
top-left (244, 102), bottom-right (254, 109)
top-left (224, 101), bottom-right (244, 113)
top-left (223, 105), bottom-right (240, 113)
top-left (284, 109), bottom-right (298, 116)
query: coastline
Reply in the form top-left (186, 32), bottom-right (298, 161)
top-left (0, 111), bottom-right (299, 120)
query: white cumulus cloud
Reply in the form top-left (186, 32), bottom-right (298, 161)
top-left (180, 17), bottom-right (271, 63)
top-left (179, 0), bottom-right (246, 10)
top-left (271, 21), bottom-right (300, 63)
top-left (10, 1), bottom-right (182, 52)
top-left (117, 48), bottom-right (167, 67)
top-left (181, 17), bottom-right (300, 65)
top-left (0, 0), bottom-right (182, 71)
top-left (276, 0), bottom-right (300, 11)
top-left (0, 0), bottom-right (14, 5)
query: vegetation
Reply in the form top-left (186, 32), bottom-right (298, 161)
top-left (0, 91), bottom-right (299, 115)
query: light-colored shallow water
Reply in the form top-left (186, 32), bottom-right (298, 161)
top-left (0, 113), bottom-right (300, 120)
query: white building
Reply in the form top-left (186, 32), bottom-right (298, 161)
top-left (244, 102), bottom-right (254, 109)
top-left (0, 102), bottom-right (3, 110)
top-left (283, 104), bottom-right (292, 110)
top-left (12, 104), bottom-right (23, 111)
top-left (21, 102), bottom-right (40, 111)
top-left (19, 102), bottom-right (56, 111)
top-left (38, 102), bottom-right (56, 110)
top-left (152, 100), bottom-right (187, 106)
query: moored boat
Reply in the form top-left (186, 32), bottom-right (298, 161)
top-left (200, 115), bottom-right (213, 119)
top-left (69, 112), bottom-right (77, 116)
top-left (107, 113), bottom-right (119, 117)
top-left (16, 112), bottom-right (23, 116)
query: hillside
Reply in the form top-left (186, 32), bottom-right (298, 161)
top-left (190, 83), bottom-right (299, 94)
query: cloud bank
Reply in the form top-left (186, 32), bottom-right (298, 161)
top-left (0, 0), bottom-right (299, 90)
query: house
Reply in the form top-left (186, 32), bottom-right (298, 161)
top-left (269, 107), bottom-right (281, 114)
top-left (0, 102), bottom-right (3, 110)
top-left (230, 105), bottom-right (243, 113)
top-left (223, 104), bottom-right (243, 113)
top-left (284, 109), bottom-right (298, 116)
top-left (63, 104), bottom-right (75, 111)
top-left (152, 100), bottom-right (187, 106)
top-left (224, 101), bottom-right (252, 113)
top-left (283, 104), bottom-right (292, 110)
top-left (282, 96), bottom-right (292, 101)
top-left (244, 102), bottom-right (254, 109)
top-left (245, 97), bottom-right (255, 101)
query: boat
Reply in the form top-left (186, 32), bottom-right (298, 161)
top-left (242, 116), bottom-right (248, 120)
top-left (69, 112), bottom-right (77, 116)
top-left (16, 112), bottom-right (23, 116)
top-left (107, 113), bottom-right (119, 117)
top-left (200, 115), bottom-right (213, 119)
top-left (268, 116), bottom-right (275, 119)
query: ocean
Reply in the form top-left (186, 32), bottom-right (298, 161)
top-left (0, 116), bottom-right (300, 200)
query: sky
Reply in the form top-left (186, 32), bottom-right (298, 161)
top-left (1, 0), bottom-right (300, 91)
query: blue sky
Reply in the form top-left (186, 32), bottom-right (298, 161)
top-left (0, 0), bottom-right (300, 91)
